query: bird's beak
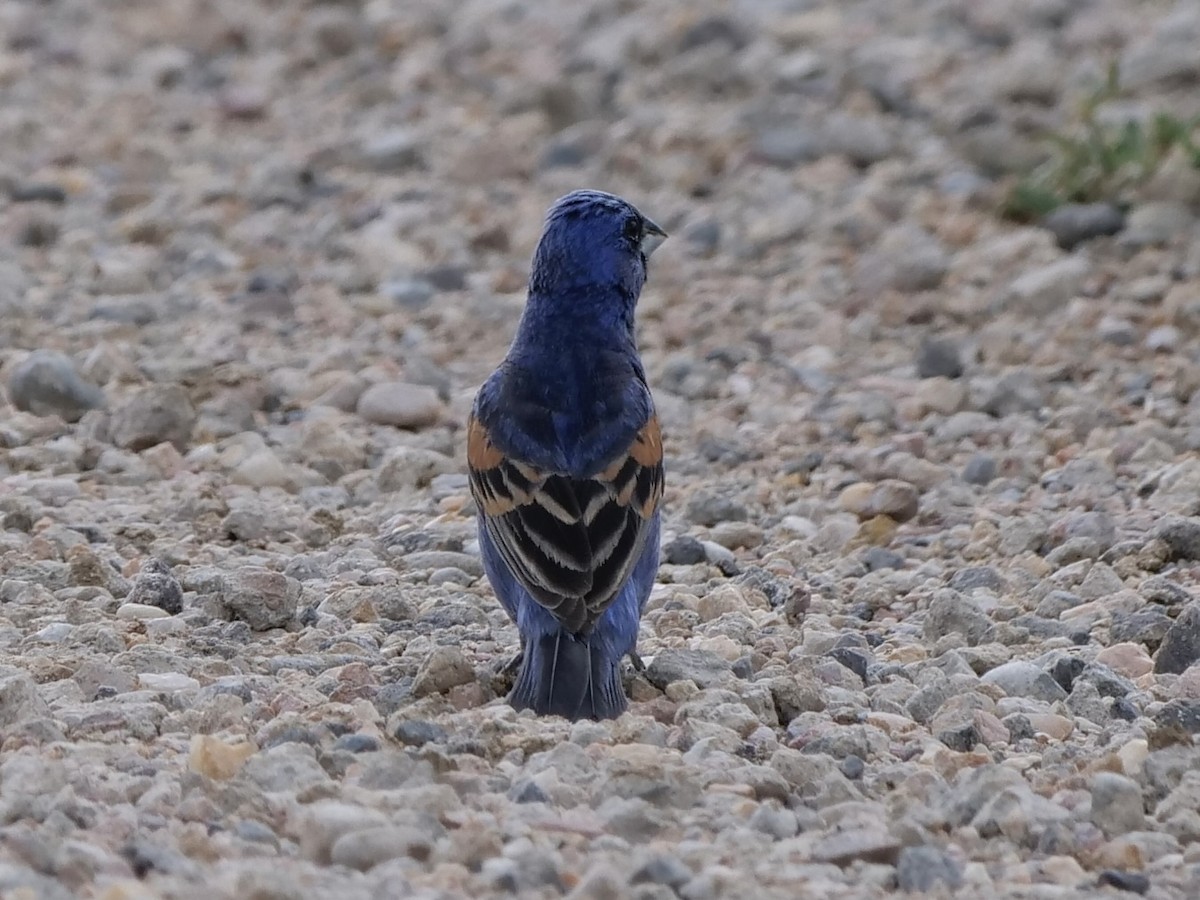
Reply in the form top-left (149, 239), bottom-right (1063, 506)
top-left (640, 218), bottom-right (668, 258)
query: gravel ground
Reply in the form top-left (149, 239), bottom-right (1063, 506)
top-left (2, 1), bottom-right (1200, 898)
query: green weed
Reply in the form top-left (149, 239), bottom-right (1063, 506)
top-left (1003, 62), bottom-right (1200, 221)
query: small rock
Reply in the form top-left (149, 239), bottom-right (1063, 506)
top-left (1155, 604), bottom-right (1200, 675)
top-left (329, 825), bottom-right (433, 871)
top-left (393, 720), bottom-right (448, 747)
top-left (1090, 772), bottom-right (1146, 836)
top-left (125, 558), bottom-right (183, 615)
top-left (1004, 256), bottom-right (1089, 314)
top-left (894, 846), bottom-right (964, 891)
top-left (916, 337), bottom-right (964, 379)
top-left (116, 603), bottom-right (170, 621)
top-left (839, 479), bottom-right (919, 523)
top-left (1122, 201), bottom-right (1195, 247)
top-left (380, 277), bottom-right (435, 310)
top-left (412, 646), bottom-right (474, 697)
top-left (0, 667), bottom-right (52, 727)
top-left (219, 567), bottom-right (300, 631)
top-left (5, 350), bottom-right (105, 422)
top-left (1040, 203), bottom-right (1124, 250)
top-left (1158, 518), bottom-right (1200, 561)
top-left (962, 453), bottom-right (997, 485)
top-left (981, 660), bottom-right (1067, 702)
top-left (1097, 870), bottom-right (1150, 894)
top-left (189, 734), bottom-right (255, 780)
top-left (644, 649), bottom-right (733, 690)
top-left (663, 535), bottom-right (706, 565)
top-left (110, 384), bottom-right (196, 451)
top-left (358, 129), bottom-right (425, 172)
top-left (1145, 325), bottom-right (1181, 353)
top-left (924, 590), bottom-right (992, 646)
top-left (811, 829), bottom-right (901, 866)
top-left (356, 381), bottom-right (443, 428)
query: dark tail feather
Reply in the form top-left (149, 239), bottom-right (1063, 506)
top-left (508, 631), bottom-right (627, 720)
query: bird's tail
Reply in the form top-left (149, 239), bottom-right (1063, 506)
top-left (508, 631), bottom-right (627, 720)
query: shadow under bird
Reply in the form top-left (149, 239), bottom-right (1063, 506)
top-left (467, 189), bottom-right (668, 720)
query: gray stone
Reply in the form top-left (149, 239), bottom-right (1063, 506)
top-left (219, 567), bottom-right (300, 630)
top-left (241, 742), bottom-right (331, 794)
top-left (644, 649), bottom-right (733, 690)
top-left (1090, 772), bottom-right (1146, 836)
top-left (5, 350), bottom-right (105, 422)
top-left (110, 384), bottom-right (196, 451)
top-left (0, 667), bottom-right (51, 727)
top-left (894, 845), bottom-right (964, 891)
top-left (810, 828), bottom-right (901, 866)
top-left (1155, 604), bottom-right (1200, 675)
top-left (663, 535), bottom-right (706, 565)
top-left (1112, 607), bottom-right (1174, 650)
top-left (357, 128), bottom-right (425, 172)
top-left (1122, 201), bottom-right (1195, 247)
top-left (330, 825), bottom-right (433, 871)
top-left (125, 558), bottom-right (184, 615)
top-left (1157, 518), bottom-right (1200, 561)
top-left (962, 453), bottom-right (997, 485)
top-left (1004, 256), bottom-right (1089, 314)
top-left (981, 661), bottom-right (1067, 702)
top-left (1040, 203), bottom-right (1124, 250)
top-left (916, 337), bottom-right (964, 379)
top-left (978, 370), bottom-right (1045, 417)
top-left (924, 590), bottom-right (992, 646)
top-left (380, 277), bottom-right (435, 309)
top-left (356, 381), bottom-right (443, 428)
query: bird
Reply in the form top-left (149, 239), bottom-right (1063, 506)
top-left (466, 189), bottom-right (667, 721)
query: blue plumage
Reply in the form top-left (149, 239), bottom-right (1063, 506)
top-left (466, 190), bottom-right (667, 720)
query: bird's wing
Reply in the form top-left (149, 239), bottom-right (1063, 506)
top-left (467, 413), bottom-right (664, 634)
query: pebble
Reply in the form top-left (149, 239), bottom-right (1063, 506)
top-left (915, 337), bottom-right (964, 379)
top-left (109, 385), bottom-right (196, 451)
top-left (1040, 203), bottom-right (1124, 250)
top-left (1154, 604), bottom-right (1200, 675)
top-left (982, 660), bottom-right (1067, 702)
top-left (217, 568), bottom-right (300, 631)
top-left (1003, 256), bottom-right (1089, 314)
top-left (5, 350), bottom-right (105, 422)
top-left (894, 846), bottom-right (964, 891)
top-left (125, 559), bottom-right (184, 615)
top-left (1090, 772), bottom-right (1147, 836)
top-left (356, 382), bottom-right (444, 428)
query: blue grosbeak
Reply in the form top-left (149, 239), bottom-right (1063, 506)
top-left (467, 190), bottom-right (667, 720)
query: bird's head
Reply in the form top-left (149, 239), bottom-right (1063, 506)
top-left (528, 190), bottom-right (667, 304)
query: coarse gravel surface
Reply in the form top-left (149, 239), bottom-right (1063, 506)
top-left (3, 1), bottom-right (1200, 898)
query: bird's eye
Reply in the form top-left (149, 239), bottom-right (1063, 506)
top-left (622, 217), bottom-right (642, 242)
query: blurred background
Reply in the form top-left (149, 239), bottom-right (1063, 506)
top-left (2, 1), bottom-right (1199, 434)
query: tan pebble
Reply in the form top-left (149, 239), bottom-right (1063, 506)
top-left (974, 709), bottom-right (1010, 745)
top-left (189, 734), bottom-right (256, 780)
top-left (838, 482), bottom-right (875, 517)
top-left (852, 515), bottom-right (898, 547)
top-left (866, 712), bottom-right (917, 736)
top-left (693, 635), bottom-right (743, 661)
top-left (879, 642), bottom-right (927, 664)
top-left (1096, 642), bottom-right (1154, 678)
top-left (1093, 836), bottom-right (1144, 871)
top-left (1117, 739), bottom-right (1149, 777)
top-left (1038, 855), bottom-right (1086, 885)
top-left (1026, 713), bottom-right (1074, 741)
